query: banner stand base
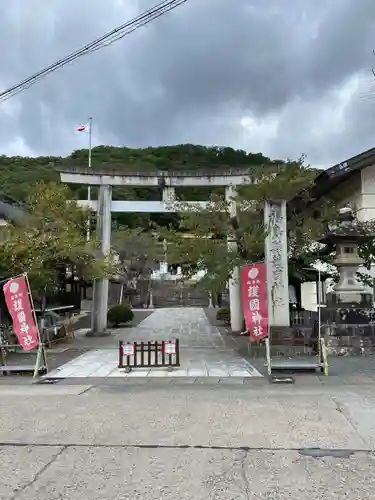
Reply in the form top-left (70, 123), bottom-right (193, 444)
top-left (0, 343), bottom-right (48, 377)
top-left (263, 337), bottom-right (329, 376)
top-left (33, 343), bottom-right (48, 379)
top-left (0, 365), bottom-right (48, 376)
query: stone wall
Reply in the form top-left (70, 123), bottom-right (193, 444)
top-left (151, 280), bottom-right (209, 308)
top-left (322, 307), bottom-right (375, 355)
top-left (323, 324), bottom-right (375, 356)
top-left (81, 280), bottom-right (211, 309)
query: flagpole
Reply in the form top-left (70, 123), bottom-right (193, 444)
top-left (88, 116), bottom-right (92, 170)
top-left (87, 117), bottom-right (93, 241)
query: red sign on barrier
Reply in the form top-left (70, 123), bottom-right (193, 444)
top-left (164, 341), bottom-right (176, 355)
top-left (241, 263), bottom-right (269, 342)
top-left (3, 276), bottom-right (39, 351)
top-left (122, 343), bottom-right (135, 356)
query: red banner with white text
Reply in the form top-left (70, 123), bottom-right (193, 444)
top-left (241, 263), bottom-right (269, 341)
top-left (3, 276), bottom-right (39, 351)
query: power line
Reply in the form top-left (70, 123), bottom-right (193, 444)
top-left (0, 0), bottom-right (187, 104)
top-left (0, 0), bottom-right (187, 103)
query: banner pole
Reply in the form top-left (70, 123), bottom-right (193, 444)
top-left (0, 273), bottom-right (25, 286)
top-left (24, 273), bottom-right (48, 377)
top-left (265, 337), bottom-right (271, 376)
top-left (264, 236), bottom-right (273, 377)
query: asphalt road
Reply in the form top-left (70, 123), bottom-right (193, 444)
top-left (1, 383), bottom-right (375, 499)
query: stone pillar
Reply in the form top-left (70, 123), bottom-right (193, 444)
top-left (90, 185), bottom-right (112, 335)
top-left (160, 187), bottom-right (176, 276)
top-left (225, 185), bottom-right (243, 332)
top-left (264, 200), bottom-right (290, 327)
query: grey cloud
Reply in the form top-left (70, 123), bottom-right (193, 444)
top-left (0, 0), bottom-right (375, 166)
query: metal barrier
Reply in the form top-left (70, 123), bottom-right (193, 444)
top-left (118, 339), bottom-right (180, 373)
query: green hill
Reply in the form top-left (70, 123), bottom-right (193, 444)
top-left (0, 144), bottom-right (274, 227)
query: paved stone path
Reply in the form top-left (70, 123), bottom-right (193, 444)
top-left (44, 307), bottom-right (262, 378)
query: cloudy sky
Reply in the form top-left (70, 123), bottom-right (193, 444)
top-left (1, 0), bottom-right (375, 168)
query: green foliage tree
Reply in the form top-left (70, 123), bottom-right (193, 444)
top-left (0, 145), bottom-right (273, 229)
top-left (157, 158), bottom-right (341, 293)
top-left (2, 145), bottom-right (374, 296)
top-left (0, 182), bottom-right (118, 299)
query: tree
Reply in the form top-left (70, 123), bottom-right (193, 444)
top-left (112, 227), bottom-right (165, 306)
top-left (0, 182), bottom-right (117, 299)
top-left (158, 158), bottom-right (342, 294)
top-left (0, 145), bottom-right (273, 229)
top-left (2, 147), bottom-right (374, 301)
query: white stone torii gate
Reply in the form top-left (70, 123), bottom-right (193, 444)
top-left (57, 167), bottom-right (290, 335)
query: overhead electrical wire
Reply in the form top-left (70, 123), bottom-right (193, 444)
top-left (0, 0), bottom-right (187, 104)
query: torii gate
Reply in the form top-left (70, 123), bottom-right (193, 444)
top-left (57, 166), bottom-right (289, 335)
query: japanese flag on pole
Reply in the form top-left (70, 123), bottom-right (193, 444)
top-left (76, 124), bottom-right (89, 133)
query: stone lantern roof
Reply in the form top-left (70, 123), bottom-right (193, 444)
top-left (319, 207), bottom-right (373, 246)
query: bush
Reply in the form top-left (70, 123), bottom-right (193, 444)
top-left (216, 307), bottom-right (230, 325)
top-left (107, 304), bottom-right (134, 327)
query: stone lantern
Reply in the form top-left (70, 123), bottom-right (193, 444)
top-left (318, 207), bottom-right (375, 355)
top-left (320, 207), bottom-right (373, 308)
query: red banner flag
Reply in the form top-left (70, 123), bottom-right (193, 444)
top-left (3, 276), bottom-right (39, 351)
top-left (241, 263), bottom-right (269, 342)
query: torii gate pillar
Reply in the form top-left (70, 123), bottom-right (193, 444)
top-left (88, 185), bottom-right (112, 336)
